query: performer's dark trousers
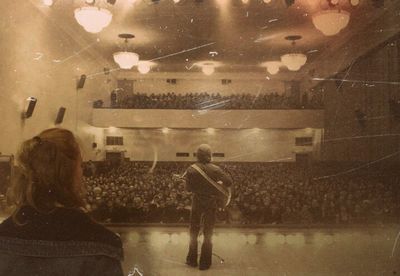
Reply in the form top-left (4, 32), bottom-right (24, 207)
top-left (186, 194), bottom-right (217, 268)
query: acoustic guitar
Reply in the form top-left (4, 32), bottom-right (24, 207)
top-left (172, 164), bottom-right (232, 209)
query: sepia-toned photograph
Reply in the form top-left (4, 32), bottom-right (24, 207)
top-left (0, 0), bottom-right (399, 275)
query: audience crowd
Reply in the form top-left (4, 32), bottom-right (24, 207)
top-left (80, 161), bottom-right (399, 225)
top-left (97, 92), bottom-right (323, 110)
top-left (1, 161), bottom-right (398, 225)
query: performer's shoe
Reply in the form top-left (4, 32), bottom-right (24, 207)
top-left (185, 260), bottom-right (198, 268)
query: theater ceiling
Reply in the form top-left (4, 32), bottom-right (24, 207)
top-left (26, 0), bottom-right (400, 81)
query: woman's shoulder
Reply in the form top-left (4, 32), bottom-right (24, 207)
top-left (0, 206), bottom-right (122, 251)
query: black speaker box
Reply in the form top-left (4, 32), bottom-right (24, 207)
top-left (55, 107), bottom-right (66, 125)
top-left (23, 97), bottom-right (37, 119)
top-left (77, 74), bottom-right (86, 89)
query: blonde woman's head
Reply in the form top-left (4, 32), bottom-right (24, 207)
top-left (9, 128), bottom-right (84, 214)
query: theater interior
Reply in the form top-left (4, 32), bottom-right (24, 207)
top-left (0, 0), bottom-right (400, 275)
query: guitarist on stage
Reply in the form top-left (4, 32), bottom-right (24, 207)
top-left (185, 144), bottom-right (232, 271)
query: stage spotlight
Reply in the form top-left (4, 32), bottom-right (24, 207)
top-left (85, 0), bottom-right (95, 4)
top-left (241, 0), bottom-right (249, 4)
top-left (350, 0), bottom-right (360, 5)
top-left (173, 0), bottom-right (180, 3)
top-left (43, 0), bottom-right (54, 6)
top-left (263, 0), bottom-right (271, 3)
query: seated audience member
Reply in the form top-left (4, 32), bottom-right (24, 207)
top-left (0, 128), bottom-right (124, 276)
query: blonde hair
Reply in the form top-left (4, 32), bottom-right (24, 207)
top-left (8, 128), bottom-right (85, 219)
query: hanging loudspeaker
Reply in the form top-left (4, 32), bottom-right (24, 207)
top-left (22, 97), bottom-right (37, 119)
top-left (77, 74), bottom-right (86, 89)
top-left (55, 107), bottom-right (66, 125)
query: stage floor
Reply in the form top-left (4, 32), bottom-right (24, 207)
top-left (110, 225), bottom-right (400, 276)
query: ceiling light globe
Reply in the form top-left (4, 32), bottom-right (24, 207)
top-left (312, 10), bottom-right (350, 36)
top-left (202, 64), bottom-right (215, 76)
top-left (113, 52), bottom-right (139, 69)
top-left (43, 0), bottom-right (54, 6)
top-left (265, 61), bottom-right (281, 75)
top-left (350, 0), bottom-right (360, 6)
top-left (138, 62), bottom-right (151, 74)
top-left (281, 53), bottom-right (307, 71)
top-left (74, 7), bottom-right (113, 33)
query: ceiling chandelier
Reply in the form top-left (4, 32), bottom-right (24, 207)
top-left (280, 35), bottom-right (307, 71)
top-left (113, 34), bottom-right (139, 70)
top-left (312, 0), bottom-right (351, 36)
top-left (74, 6), bottom-right (112, 33)
top-left (262, 61), bottom-right (282, 75)
top-left (312, 9), bottom-right (350, 36)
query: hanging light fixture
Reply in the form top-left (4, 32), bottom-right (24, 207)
top-left (43, 0), bottom-right (54, 6)
top-left (280, 35), bottom-right (307, 71)
top-left (74, 6), bottom-right (112, 33)
top-left (194, 61), bottom-right (222, 76)
top-left (312, 9), bottom-right (350, 36)
top-left (262, 61), bottom-right (282, 75)
top-left (202, 63), bottom-right (215, 76)
top-left (137, 61), bottom-right (155, 74)
top-left (312, 0), bottom-right (350, 36)
top-left (113, 34), bottom-right (139, 70)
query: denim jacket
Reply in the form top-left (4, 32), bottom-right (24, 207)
top-left (0, 206), bottom-right (124, 276)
